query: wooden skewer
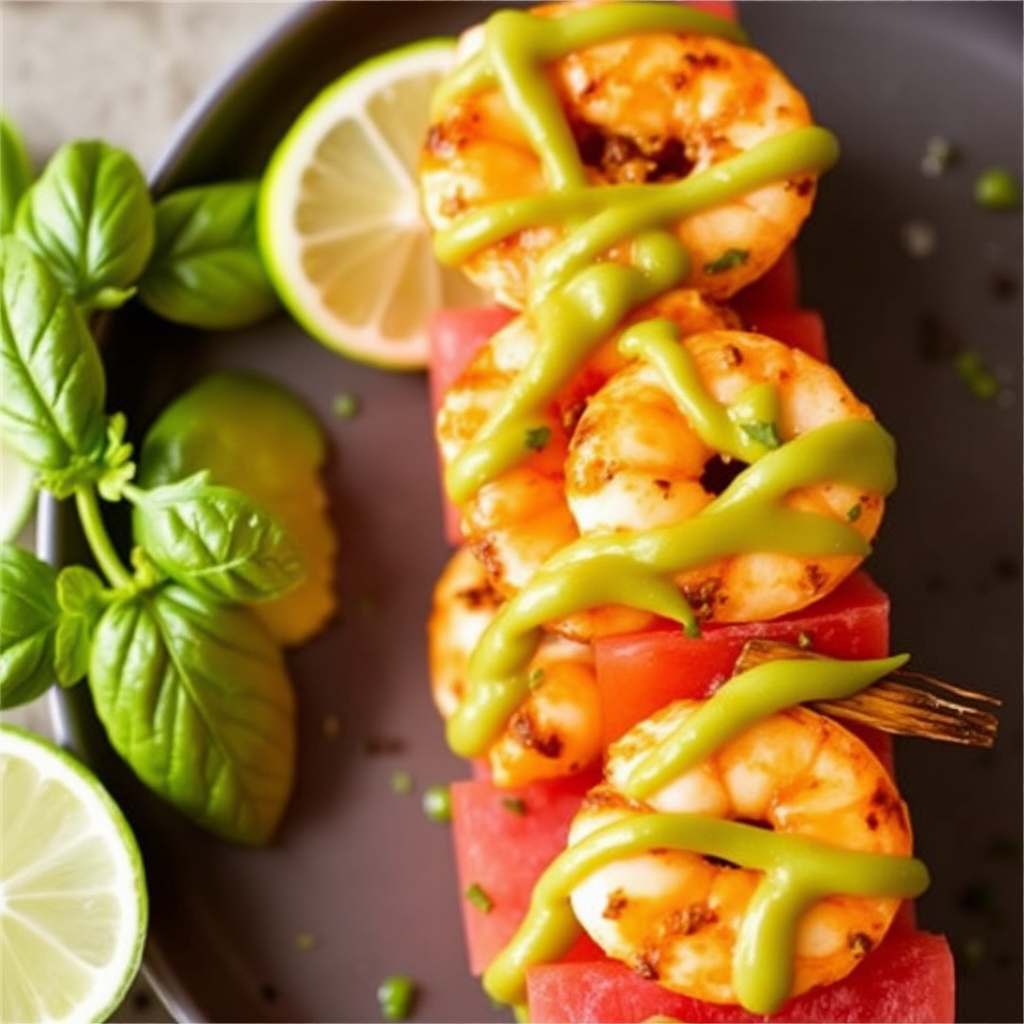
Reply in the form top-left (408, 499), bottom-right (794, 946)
top-left (733, 639), bottom-right (1001, 750)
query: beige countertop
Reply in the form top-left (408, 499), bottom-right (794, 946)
top-left (2, 4), bottom-right (303, 1020)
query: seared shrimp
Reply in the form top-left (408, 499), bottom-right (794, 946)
top-left (568, 698), bottom-right (913, 1006)
top-left (565, 328), bottom-right (885, 625)
top-left (420, 0), bottom-right (825, 308)
top-left (436, 289), bottom-right (737, 602)
top-left (428, 546), bottom-right (601, 785)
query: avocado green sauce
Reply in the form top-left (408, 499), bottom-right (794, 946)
top-left (483, 809), bottom-right (930, 1014)
top-left (622, 653), bottom-right (910, 800)
top-left (430, 3), bottom-right (919, 1013)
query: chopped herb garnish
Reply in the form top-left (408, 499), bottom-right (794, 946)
top-left (332, 392), bottom-right (361, 418)
top-left (501, 795), bottom-right (527, 816)
top-left (377, 974), bottom-right (417, 1021)
top-left (846, 503), bottom-right (863, 522)
top-left (422, 783), bottom-right (452, 824)
top-left (974, 167), bottom-right (1021, 211)
top-left (527, 666), bottom-right (546, 689)
top-left (704, 247), bottom-right (749, 274)
top-left (525, 425), bottom-right (552, 451)
top-left (739, 420), bottom-right (780, 450)
top-left (954, 349), bottom-right (1000, 401)
top-left (391, 769), bottom-right (414, 795)
top-left (465, 881), bottom-right (494, 913)
top-left (920, 135), bottom-right (957, 177)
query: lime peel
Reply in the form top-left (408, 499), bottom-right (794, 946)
top-left (258, 38), bottom-right (484, 370)
top-left (0, 724), bottom-right (148, 1024)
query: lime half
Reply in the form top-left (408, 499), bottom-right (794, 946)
top-left (258, 38), bottom-right (483, 370)
top-left (1, 435), bottom-right (37, 543)
top-left (0, 725), bottom-right (148, 1024)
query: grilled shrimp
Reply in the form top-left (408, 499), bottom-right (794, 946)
top-left (436, 289), bottom-right (737, 602)
top-left (427, 546), bottom-right (601, 785)
top-left (565, 328), bottom-right (885, 625)
top-left (420, 0), bottom-right (822, 308)
top-left (568, 698), bottom-right (913, 1006)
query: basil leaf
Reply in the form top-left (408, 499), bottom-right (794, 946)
top-left (14, 140), bottom-right (154, 312)
top-left (54, 565), bottom-right (106, 687)
top-left (0, 116), bottom-right (33, 235)
top-left (0, 236), bottom-right (108, 471)
top-left (138, 181), bottom-right (280, 330)
top-left (130, 474), bottom-right (305, 603)
top-left (0, 544), bottom-right (60, 708)
top-left (89, 584), bottom-right (295, 845)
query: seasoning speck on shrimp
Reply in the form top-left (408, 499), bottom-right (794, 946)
top-left (568, 699), bottom-right (913, 1006)
top-left (428, 546), bottom-right (601, 785)
top-left (420, 0), bottom-right (825, 309)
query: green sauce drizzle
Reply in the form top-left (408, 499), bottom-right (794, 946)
top-left (483, 810), bottom-right (930, 1014)
top-left (429, 2), bottom-right (918, 1013)
top-left (622, 653), bottom-right (910, 800)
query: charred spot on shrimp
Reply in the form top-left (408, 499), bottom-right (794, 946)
top-left (666, 903), bottom-right (718, 936)
top-left (602, 889), bottom-right (629, 920)
top-left (866, 782), bottom-right (908, 832)
top-left (511, 708), bottom-right (564, 759)
top-left (681, 576), bottom-right (726, 620)
top-left (849, 932), bottom-right (875, 958)
top-left (633, 949), bottom-right (661, 981)
top-left (699, 454), bottom-right (747, 496)
top-left (573, 120), bottom-right (695, 184)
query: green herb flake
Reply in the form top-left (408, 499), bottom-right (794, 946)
top-left (739, 420), bottom-right (780, 450)
top-left (332, 392), bottom-right (361, 419)
top-left (422, 783), bottom-right (452, 824)
top-left (391, 769), bottom-right (414, 795)
top-left (527, 666), bottom-right (546, 690)
top-left (524, 425), bottom-right (552, 452)
top-left (954, 350), bottom-right (1000, 401)
top-left (961, 935), bottom-right (987, 969)
top-left (973, 167), bottom-right (1021, 211)
top-left (846, 503), bottom-right (863, 523)
top-left (465, 881), bottom-right (494, 913)
top-left (377, 974), bottom-right (417, 1021)
top-left (704, 247), bottom-right (749, 274)
top-left (501, 796), bottom-right (527, 816)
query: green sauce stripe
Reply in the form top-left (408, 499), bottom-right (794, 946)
top-left (483, 812), bottom-right (930, 1014)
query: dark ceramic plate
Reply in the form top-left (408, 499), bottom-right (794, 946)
top-left (45, 3), bottom-right (1022, 1022)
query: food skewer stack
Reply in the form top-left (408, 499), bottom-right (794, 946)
top-left (416, 3), bottom-right (997, 1020)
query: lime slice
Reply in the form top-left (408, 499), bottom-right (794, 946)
top-left (258, 38), bottom-right (483, 370)
top-left (0, 725), bottom-right (148, 1024)
top-left (1, 435), bottom-right (37, 543)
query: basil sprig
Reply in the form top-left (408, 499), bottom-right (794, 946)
top-left (139, 181), bottom-right (279, 329)
top-left (0, 132), bottom-right (301, 845)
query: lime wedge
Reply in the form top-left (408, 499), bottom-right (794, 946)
top-left (0, 725), bottom-right (148, 1024)
top-left (258, 38), bottom-right (483, 370)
